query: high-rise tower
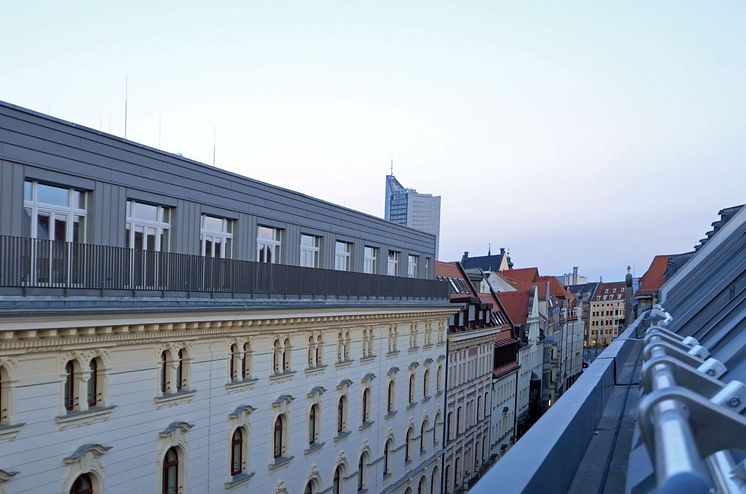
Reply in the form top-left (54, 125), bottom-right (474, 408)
top-left (385, 174), bottom-right (441, 259)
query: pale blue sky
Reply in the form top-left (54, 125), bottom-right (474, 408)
top-left (2, 1), bottom-right (744, 280)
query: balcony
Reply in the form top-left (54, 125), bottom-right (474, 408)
top-left (471, 204), bottom-right (746, 494)
top-left (0, 236), bottom-right (450, 313)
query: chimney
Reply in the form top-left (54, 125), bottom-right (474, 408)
top-left (572, 266), bottom-right (578, 285)
top-left (462, 251), bottom-right (469, 262)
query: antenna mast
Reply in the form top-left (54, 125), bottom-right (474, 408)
top-left (124, 75), bottom-right (128, 139)
top-left (212, 127), bottom-right (216, 166)
top-left (390, 158), bottom-right (393, 175)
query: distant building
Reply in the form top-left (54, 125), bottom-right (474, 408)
top-left (568, 282), bottom-right (599, 346)
top-left (587, 281), bottom-right (629, 346)
top-left (385, 174), bottom-right (441, 258)
top-left (555, 267), bottom-right (588, 286)
top-left (460, 248), bottom-right (512, 273)
top-left (435, 262), bottom-right (512, 493)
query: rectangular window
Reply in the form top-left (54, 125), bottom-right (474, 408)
top-left (257, 226), bottom-right (282, 263)
top-left (387, 250), bottom-right (399, 276)
top-left (407, 254), bottom-right (418, 278)
top-left (126, 200), bottom-right (171, 251)
top-left (334, 241), bottom-right (352, 271)
top-left (364, 246), bottom-right (378, 274)
top-left (300, 234), bottom-right (320, 268)
top-left (23, 180), bottom-right (87, 242)
top-left (201, 214), bottom-right (233, 258)
top-left (425, 257), bottom-right (431, 276)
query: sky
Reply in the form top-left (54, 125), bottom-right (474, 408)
top-left (1, 1), bottom-right (744, 281)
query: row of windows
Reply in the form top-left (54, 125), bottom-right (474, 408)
top-left (591, 309), bottom-right (621, 317)
top-left (445, 392), bottom-right (491, 442)
top-left (23, 180), bottom-right (431, 276)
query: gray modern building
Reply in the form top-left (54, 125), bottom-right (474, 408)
top-left (384, 174), bottom-right (441, 260)
top-left (0, 101), bottom-right (453, 494)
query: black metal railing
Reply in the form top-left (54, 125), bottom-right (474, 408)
top-left (0, 236), bottom-right (449, 300)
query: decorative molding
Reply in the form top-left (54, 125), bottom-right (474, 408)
top-left (307, 386), bottom-right (326, 399)
top-left (55, 406), bottom-right (115, 430)
top-left (408, 361), bottom-right (420, 370)
top-left (228, 405), bottom-right (256, 420)
top-left (159, 421), bottom-right (193, 439)
top-left (0, 469), bottom-right (19, 482)
top-left (0, 310), bottom-right (455, 350)
top-left (154, 390), bottom-right (195, 409)
top-left (336, 379), bottom-right (352, 391)
top-left (423, 358), bottom-right (433, 366)
top-left (63, 443), bottom-right (112, 464)
top-left (387, 366), bottom-right (400, 376)
top-left (273, 394), bottom-right (294, 412)
top-left (361, 373), bottom-right (376, 383)
top-left (0, 423), bottom-right (24, 442)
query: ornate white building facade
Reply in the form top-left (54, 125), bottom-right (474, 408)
top-left (0, 307), bottom-right (452, 494)
top-left (0, 101), bottom-right (453, 494)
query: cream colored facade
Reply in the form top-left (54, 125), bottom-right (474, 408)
top-left (0, 306), bottom-right (453, 494)
top-left (587, 283), bottom-right (628, 346)
top-left (442, 328), bottom-right (497, 494)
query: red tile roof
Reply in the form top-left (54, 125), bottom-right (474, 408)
top-left (638, 255), bottom-right (670, 295)
top-left (435, 261), bottom-right (477, 301)
top-left (496, 291), bottom-right (530, 325)
top-left (500, 267), bottom-right (539, 287)
top-left (495, 328), bottom-right (518, 346)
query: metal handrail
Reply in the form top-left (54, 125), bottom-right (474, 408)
top-left (0, 236), bottom-right (449, 300)
top-left (638, 307), bottom-right (746, 494)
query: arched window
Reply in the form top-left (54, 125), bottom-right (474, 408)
top-left (420, 419), bottom-right (428, 453)
top-left (387, 380), bottom-right (395, 413)
top-left (408, 374), bottom-right (415, 404)
top-left (405, 488), bottom-right (412, 494)
top-left (231, 428), bottom-right (243, 476)
top-left (337, 395), bottom-right (347, 433)
top-left (242, 342), bottom-right (251, 379)
top-left (456, 406), bottom-right (462, 434)
top-left (273, 339), bottom-right (281, 373)
top-left (0, 365), bottom-right (9, 424)
top-left (282, 338), bottom-right (291, 371)
top-left (434, 412), bottom-right (441, 444)
top-left (274, 415), bottom-right (286, 459)
top-left (160, 351), bottom-right (169, 393)
top-left (447, 411), bottom-right (453, 440)
top-left (358, 452), bottom-right (368, 490)
top-left (87, 357), bottom-right (103, 408)
top-left (405, 427), bottom-right (413, 461)
top-left (484, 392), bottom-right (490, 416)
top-left (162, 447), bottom-right (179, 494)
top-left (362, 388), bottom-right (370, 424)
top-left (64, 360), bottom-right (76, 411)
top-left (176, 349), bottom-right (185, 391)
top-left (333, 465), bottom-right (342, 494)
top-left (229, 344), bottom-right (239, 381)
top-left (423, 369), bottom-right (430, 398)
top-left (454, 458), bottom-right (461, 491)
top-left (477, 396), bottom-right (482, 421)
top-left (383, 438), bottom-right (393, 476)
top-left (338, 332), bottom-right (345, 362)
top-left (344, 331), bottom-right (351, 360)
top-left (362, 330), bottom-right (369, 357)
top-left (444, 466), bottom-right (451, 494)
top-left (304, 482), bottom-right (314, 494)
top-left (308, 336), bottom-right (315, 367)
top-left (309, 404), bottom-right (319, 445)
top-left (431, 466), bottom-right (440, 494)
top-left (315, 335), bottom-right (323, 365)
top-left (70, 473), bottom-right (93, 494)
top-left (436, 364), bottom-right (443, 393)
top-left (474, 440), bottom-right (480, 469)
top-left (418, 476), bottom-right (427, 494)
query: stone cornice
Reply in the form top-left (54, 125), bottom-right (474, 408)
top-left (0, 310), bottom-right (453, 350)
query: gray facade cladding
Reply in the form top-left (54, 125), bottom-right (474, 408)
top-left (0, 100), bottom-right (436, 278)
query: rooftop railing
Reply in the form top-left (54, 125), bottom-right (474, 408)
top-left (0, 236), bottom-right (449, 300)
